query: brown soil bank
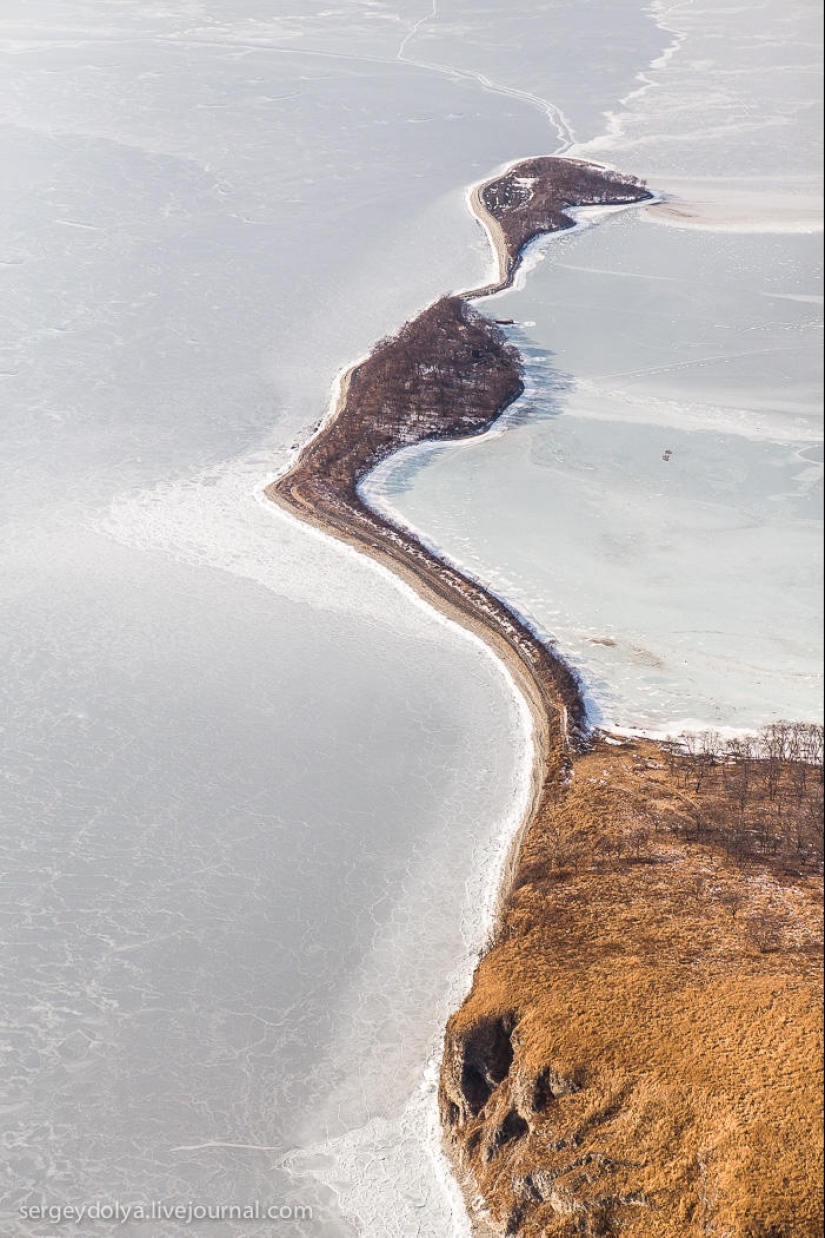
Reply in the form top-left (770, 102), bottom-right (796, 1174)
top-left (440, 729), bottom-right (824, 1238)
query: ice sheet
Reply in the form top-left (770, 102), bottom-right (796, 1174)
top-left (2, 2), bottom-right (670, 1235)
top-left (365, 399), bottom-right (822, 731)
top-left (570, 0), bottom-right (823, 230)
top-left (1, 521), bottom-right (534, 1238)
top-left (372, 3), bottom-right (823, 736)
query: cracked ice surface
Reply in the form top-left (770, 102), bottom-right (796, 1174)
top-left (1, 1), bottom-right (676, 1235)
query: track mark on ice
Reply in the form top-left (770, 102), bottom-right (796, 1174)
top-left (396, 0), bottom-right (575, 152)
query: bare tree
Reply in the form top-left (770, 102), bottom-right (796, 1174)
top-left (718, 887), bottom-right (745, 920)
top-left (744, 909), bottom-right (785, 953)
top-left (627, 827), bottom-right (650, 860)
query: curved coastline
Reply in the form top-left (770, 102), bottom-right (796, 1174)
top-left (265, 156), bottom-right (652, 1231)
top-left (267, 157), bottom-right (650, 916)
top-left (467, 180), bottom-right (512, 294)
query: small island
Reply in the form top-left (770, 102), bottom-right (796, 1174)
top-left (267, 157), bottom-right (823, 1237)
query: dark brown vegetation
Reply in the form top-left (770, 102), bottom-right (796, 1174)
top-left (271, 161), bottom-right (653, 757)
top-left (271, 295), bottom-right (587, 753)
top-left (440, 728), bottom-right (824, 1238)
top-left (480, 157), bottom-right (649, 273)
top-left (657, 723), bottom-right (824, 874)
top-left (296, 296), bottom-right (523, 492)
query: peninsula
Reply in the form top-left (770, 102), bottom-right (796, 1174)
top-left (268, 157), bottom-right (649, 813)
top-left (266, 157), bottom-right (823, 1237)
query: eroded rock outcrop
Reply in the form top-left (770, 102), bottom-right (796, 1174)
top-left (441, 1014), bottom-right (517, 1125)
top-left (440, 1006), bottom-right (645, 1235)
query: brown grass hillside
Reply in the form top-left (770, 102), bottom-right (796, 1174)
top-left (440, 731), bottom-right (824, 1238)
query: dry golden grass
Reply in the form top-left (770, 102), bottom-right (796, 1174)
top-left (441, 738), bottom-right (823, 1238)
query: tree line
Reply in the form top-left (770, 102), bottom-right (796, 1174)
top-left (300, 296), bottom-right (523, 496)
top-left (655, 722), bottom-right (824, 870)
top-left (481, 156), bottom-right (650, 264)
